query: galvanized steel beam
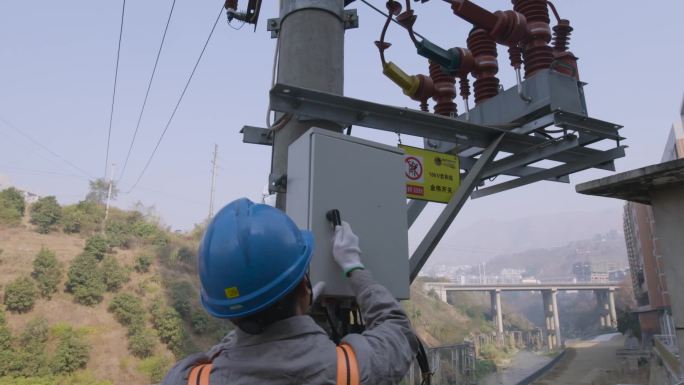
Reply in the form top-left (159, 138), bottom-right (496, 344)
top-left (471, 146), bottom-right (626, 199)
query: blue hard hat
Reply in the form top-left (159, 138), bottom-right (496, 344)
top-left (198, 198), bottom-right (314, 319)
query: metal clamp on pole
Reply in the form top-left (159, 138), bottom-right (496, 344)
top-left (267, 0), bottom-right (358, 38)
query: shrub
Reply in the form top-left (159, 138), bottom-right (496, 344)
top-left (137, 355), bottom-right (171, 383)
top-left (108, 292), bottom-right (145, 327)
top-left (4, 276), bottom-right (38, 312)
top-left (66, 253), bottom-right (105, 306)
top-left (190, 310), bottom-right (209, 335)
top-left (175, 246), bottom-right (194, 264)
top-left (0, 188), bottom-right (25, 225)
top-left (50, 327), bottom-right (90, 374)
top-left (0, 205), bottom-right (22, 226)
top-left (0, 325), bottom-right (11, 351)
top-left (0, 187), bottom-right (25, 214)
top-left (84, 235), bottom-right (109, 260)
top-left (61, 206), bottom-right (84, 233)
top-left (101, 255), bottom-right (129, 292)
top-left (134, 254), bottom-right (153, 273)
top-left (32, 247), bottom-right (62, 299)
top-left (169, 281), bottom-right (194, 318)
top-left (150, 305), bottom-right (185, 355)
top-left (20, 317), bottom-right (49, 348)
top-left (61, 201), bottom-right (103, 234)
top-left (129, 328), bottom-right (157, 358)
top-left (29, 196), bottom-right (62, 233)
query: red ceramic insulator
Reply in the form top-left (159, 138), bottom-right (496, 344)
top-left (508, 45), bottom-right (523, 69)
top-left (429, 62), bottom-right (457, 116)
top-left (552, 19), bottom-right (572, 52)
top-left (467, 28), bottom-right (500, 105)
top-left (512, 0), bottom-right (553, 78)
top-left (459, 75), bottom-right (470, 100)
top-left (452, 0), bottom-right (527, 47)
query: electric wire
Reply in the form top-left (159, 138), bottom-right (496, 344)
top-left (104, 0), bottom-right (127, 179)
top-left (125, 5), bottom-right (224, 194)
top-left (0, 116), bottom-right (94, 179)
top-left (359, 0), bottom-right (427, 41)
top-left (119, 0), bottom-right (177, 182)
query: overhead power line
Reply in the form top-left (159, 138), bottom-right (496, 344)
top-left (118, 0), bottom-right (178, 182)
top-left (104, 0), bottom-right (127, 179)
top-left (0, 116), bottom-right (94, 179)
top-left (125, 5), bottom-right (224, 193)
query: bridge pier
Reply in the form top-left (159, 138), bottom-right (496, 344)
top-left (608, 288), bottom-right (617, 328)
top-left (595, 289), bottom-right (616, 329)
top-left (542, 289), bottom-right (561, 350)
top-left (490, 289), bottom-right (504, 344)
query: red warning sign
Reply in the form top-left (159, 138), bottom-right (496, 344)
top-left (405, 156), bottom-right (423, 181)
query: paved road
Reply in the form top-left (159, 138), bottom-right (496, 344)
top-left (480, 351), bottom-right (552, 385)
top-left (532, 333), bottom-right (648, 385)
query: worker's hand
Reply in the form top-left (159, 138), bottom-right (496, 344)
top-left (332, 221), bottom-right (364, 276)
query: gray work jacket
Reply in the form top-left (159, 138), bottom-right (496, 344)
top-left (162, 270), bottom-right (418, 385)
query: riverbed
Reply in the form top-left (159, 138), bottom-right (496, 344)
top-left (480, 350), bottom-right (553, 385)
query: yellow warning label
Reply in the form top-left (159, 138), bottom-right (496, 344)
top-left (399, 145), bottom-right (460, 203)
top-left (225, 287), bottom-right (240, 299)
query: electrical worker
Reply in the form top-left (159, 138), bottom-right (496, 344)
top-left (162, 198), bottom-right (418, 385)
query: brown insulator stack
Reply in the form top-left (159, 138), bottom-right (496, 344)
top-left (512, 0), bottom-right (553, 78)
top-left (551, 19), bottom-right (579, 79)
top-left (467, 28), bottom-right (499, 105)
top-left (428, 62), bottom-right (457, 117)
top-left (508, 45), bottom-right (523, 70)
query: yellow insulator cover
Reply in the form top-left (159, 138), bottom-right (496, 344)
top-left (382, 62), bottom-right (420, 97)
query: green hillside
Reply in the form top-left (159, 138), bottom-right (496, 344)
top-left (0, 188), bottom-right (537, 384)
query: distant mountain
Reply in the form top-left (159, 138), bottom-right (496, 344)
top-left (425, 208), bottom-right (623, 267)
top-left (484, 232), bottom-right (627, 279)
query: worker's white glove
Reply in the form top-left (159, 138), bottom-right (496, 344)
top-left (332, 221), bottom-right (365, 276)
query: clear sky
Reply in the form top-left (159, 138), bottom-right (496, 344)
top-left (1, 0), bottom-right (683, 250)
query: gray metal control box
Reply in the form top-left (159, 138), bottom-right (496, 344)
top-left (287, 128), bottom-right (410, 299)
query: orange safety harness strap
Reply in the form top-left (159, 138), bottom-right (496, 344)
top-left (336, 343), bottom-right (360, 385)
top-left (187, 363), bottom-right (212, 385)
top-left (186, 344), bottom-right (359, 385)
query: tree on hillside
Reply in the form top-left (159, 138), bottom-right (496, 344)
top-left (84, 235), bottom-right (109, 260)
top-left (61, 200), bottom-right (104, 234)
top-left (66, 253), bottom-right (105, 306)
top-left (50, 327), bottom-right (91, 374)
top-left (85, 178), bottom-right (117, 205)
top-left (0, 187), bottom-right (26, 214)
top-left (32, 247), bottom-right (63, 299)
top-left (0, 308), bottom-right (12, 351)
top-left (129, 328), bottom-right (157, 358)
top-left (101, 255), bottom-right (129, 292)
top-left (0, 187), bottom-right (25, 225)
top-left (29, 196), bottom-right (62, 233)
top-left (109, 292), bottom-right (145, 327)
top-left (3, 276), bottom-right (38, 312)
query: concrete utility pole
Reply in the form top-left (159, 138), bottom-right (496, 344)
top-left (270, 0), bottom-right (345, 210)
top-left (104, 163), bottom-right (115, 225)
top-left (209, 143), bottom-right (218, 220)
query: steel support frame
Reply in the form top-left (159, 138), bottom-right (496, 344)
top-left (407, 199), bottom-right (428, 228)
top-left (409, 134), bottom-right (505, 282)
top-left (471, 146), bottom-right (626, 199)
top-left (268, 84), bottom-right (616, 171)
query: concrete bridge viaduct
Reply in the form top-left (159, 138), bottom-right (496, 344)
top-left (423, 282), bottom-right (620, 350)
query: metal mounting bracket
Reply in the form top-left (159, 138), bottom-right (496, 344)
top-left (240, 125), bottom-right (273, 146)
top-left (267, 9), bottom-right (358, 38)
